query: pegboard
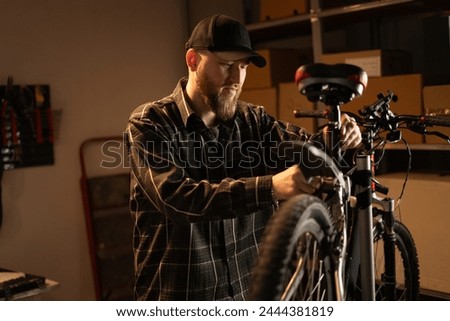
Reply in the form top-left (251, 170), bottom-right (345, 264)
top-left (0, 77), bottom-right (54, 170)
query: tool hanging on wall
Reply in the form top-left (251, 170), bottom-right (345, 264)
top-left (0, 77), bottom-right (54, 170)
top-left (0, 77), bottom-right (55, 229)
top-left (0, 77), bottom-right (16, 228)
top-left (1, 77), bottom-right (20, 169)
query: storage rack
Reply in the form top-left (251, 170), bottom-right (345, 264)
top-left (246, 0), bottom-right (450, 62)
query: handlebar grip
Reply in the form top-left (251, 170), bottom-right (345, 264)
top-left (293, 109), bottom-right (328, 119)
top-left (423, 115), bottom-right (450, 128)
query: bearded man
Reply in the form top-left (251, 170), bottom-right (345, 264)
top-left (126, 14), bottom-right (361, 301)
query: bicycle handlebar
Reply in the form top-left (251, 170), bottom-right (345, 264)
top-left (293, 93), bottom-right (450, 144)
top-left (294, 109), bottom-right (450, 127)
top-left (398, 115), bottom-right (450, 128)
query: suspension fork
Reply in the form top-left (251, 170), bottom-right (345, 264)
top-left (372, 194), bottom-right (397, 300)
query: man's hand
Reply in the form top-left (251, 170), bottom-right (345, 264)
top-left (272, 165), bottom-right (316, 201)
top-left (272, 113), bottom-right (361, 201)
top-left (323, 113), bottom-right (362, 149)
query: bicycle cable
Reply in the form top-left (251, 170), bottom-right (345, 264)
top-left (395, 136), bottom-right (412, 213)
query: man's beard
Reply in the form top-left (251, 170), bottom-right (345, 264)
top-left (196, 71), bottom-right (240, 122)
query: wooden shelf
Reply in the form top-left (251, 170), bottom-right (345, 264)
top-left (247, 14), bottom-right (311, 43)
top-left (247, 0), bottom-right (449, 43)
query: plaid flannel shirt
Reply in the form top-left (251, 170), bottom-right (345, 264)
top-left (126, 78), bottom-right (312, 300)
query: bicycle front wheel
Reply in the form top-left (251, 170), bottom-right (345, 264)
top-left (249, 194), bottom-right (337, 301)
top-left (373, 220), bottom-right (420, 300)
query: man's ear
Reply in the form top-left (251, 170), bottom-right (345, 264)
top-left (186, 49), bottom-right (198, 71)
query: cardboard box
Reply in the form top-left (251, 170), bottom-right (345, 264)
top-left (321, 49), bottom-right (412, 77)
top-left (239, 87), bottom-right (278, 118)
top-left (423, 84), bottom-right (450, 144)
top-left (244, 49), bottom-right (309, 90)
top-left (344, 74), bottom-right (424, 144)
top-left (260, 0), bottom-right (309, 21)
top-left (278, 82), bottom-right (315, 133)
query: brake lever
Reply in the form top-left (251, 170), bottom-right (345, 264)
top-left (408, 122), bottom-right (450, 144)
top-left (425, 130), bottom-right (450, 144)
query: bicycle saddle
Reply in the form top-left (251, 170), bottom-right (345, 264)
top-left (295, 63), bottom-right (368, 105)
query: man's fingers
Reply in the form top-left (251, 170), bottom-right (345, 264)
top-left (341, 115), bottom-right (361, 149)
top-left (293, 167), bottom-right (316, 194)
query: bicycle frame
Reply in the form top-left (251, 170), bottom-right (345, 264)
top-left (250, 62), bottom-right (450, 302)
top-left (300, 97), bottom-right (438, 301)
top-left (294, 63), bottom-right (404, 301)
top-left (322, 101), bottom-right (377, 300)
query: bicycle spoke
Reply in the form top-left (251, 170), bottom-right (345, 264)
top-left (281, 256), bottom-right (305, 300)
top-left (281, 232), bottom-right (329, 301)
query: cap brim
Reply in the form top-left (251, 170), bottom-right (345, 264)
top-left (212, 51), bottom-right (266, 68)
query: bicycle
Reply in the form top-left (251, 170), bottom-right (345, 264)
top-left (249, 63), bottom-right (450, 301)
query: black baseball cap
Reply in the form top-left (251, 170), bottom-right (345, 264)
top-left (186, 14), bottom-right (266, 68)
